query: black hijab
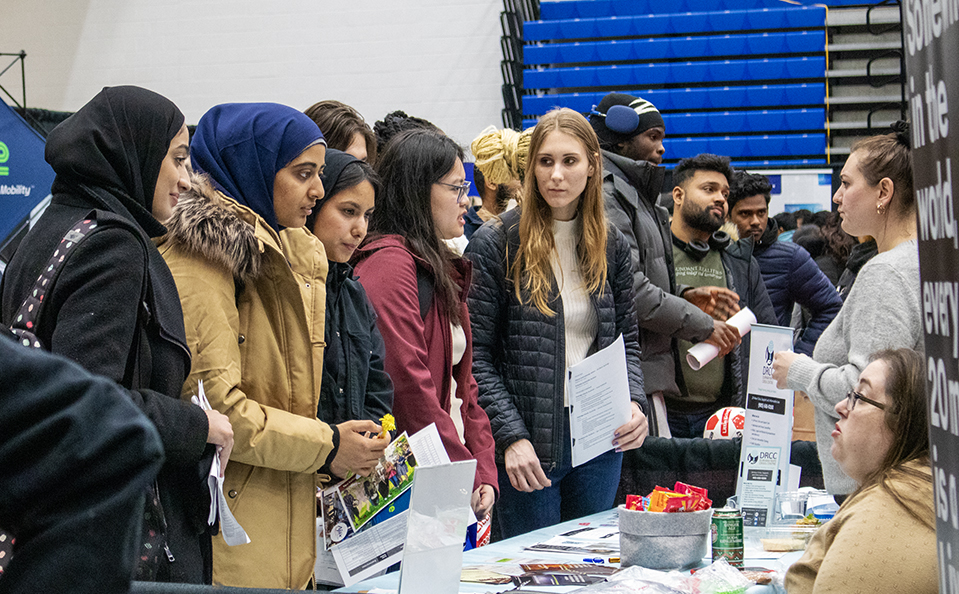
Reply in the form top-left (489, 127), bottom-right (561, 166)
top-left (45, 85), bottom-right (185, 237)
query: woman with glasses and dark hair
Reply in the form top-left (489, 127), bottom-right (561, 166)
top-left (351, 129), bottom-right (498, 521)
top-left (772, 123), bottom-right (921, 497)
top-left (464, 108), bottom-right (648, 538)
top-left (785, 348), bottom-right (935, 593)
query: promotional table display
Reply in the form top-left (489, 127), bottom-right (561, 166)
top-left (736, 324), bottom-right (796, 528)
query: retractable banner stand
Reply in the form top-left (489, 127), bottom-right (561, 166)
top-left (903, 2), bottom-right (959, 589)
top-left (0, 101), bottom-right (54, 260)
top-left (736, 324), bottom-right (795, 528)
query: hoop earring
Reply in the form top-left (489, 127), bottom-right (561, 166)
top-left (877, 202), bottom-right (887, 216)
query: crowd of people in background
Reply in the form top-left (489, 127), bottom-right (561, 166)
top-left (0, 85), bottom-right (933, 594)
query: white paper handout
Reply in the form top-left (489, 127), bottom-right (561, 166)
top-left (567, 334), bottom-right (632, 467)
top-left (191, 380), bottom-right (250, 546)
top-left (686, 307), bottom-right (757, 370)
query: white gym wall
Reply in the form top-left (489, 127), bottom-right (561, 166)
top-left (1, 0), bottom-right (506, 148)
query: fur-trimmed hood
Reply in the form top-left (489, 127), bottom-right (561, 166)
top-left (163, 173), bottom-right (262, 283)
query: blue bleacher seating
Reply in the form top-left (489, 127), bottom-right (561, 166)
top-left (540, 0), bottom-right (868, 21)
top-left (524, 31), bottom-right (826, 65)
top-left (663, 133), bottom-right (826, 158)
top-left (521, 84), bottom-right (826, 116)
top-left (524, 57), bottom-right (825, 90)
top-left (519, 1), bottom-right (831, 163)
top-left (524, 7), bottom-right (826, 41)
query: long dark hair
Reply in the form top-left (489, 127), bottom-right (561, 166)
top-left (304, 159), bottom-right (380, 232)
top-left (820, 210), bottom-right (856, 269)
top-left (367, 129), bottom-right (466, 325)
top-left (854, 348), bottom-right (932, 529)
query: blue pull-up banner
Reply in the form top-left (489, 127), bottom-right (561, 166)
top-left (0, 101), bottom-right (54, 251)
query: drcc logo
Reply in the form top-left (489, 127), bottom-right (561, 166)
top-left (0, 141), bottom-right (8, 176)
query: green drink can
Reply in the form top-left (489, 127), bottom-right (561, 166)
top-left (710, 508), bottom-right (744, 567)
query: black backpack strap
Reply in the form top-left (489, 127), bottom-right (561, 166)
top-left (415, 264), bottom-right (434, 321)
top-left (9, 213), bottom-right (99, 349)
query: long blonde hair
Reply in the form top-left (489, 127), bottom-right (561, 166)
top-left (511, 108), bottom-right (607, 315)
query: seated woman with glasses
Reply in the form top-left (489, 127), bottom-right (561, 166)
top-left (785, 348), bottom-right (935, 594)
top-left (351, 129), bottom-right (498, 522)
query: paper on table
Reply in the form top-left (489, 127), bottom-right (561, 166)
top-left (686, 307), bottom-right (757, 371)
top-left (567, 334), bottom-right (632, 468)
top-left (191, 381), bottom-right (250, 546)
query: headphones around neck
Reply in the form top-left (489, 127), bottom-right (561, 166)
top-left (674, 231), bottom-right (731, 262)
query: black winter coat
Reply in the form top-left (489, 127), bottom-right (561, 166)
top-left (464, 208), bottom-right (646, 470)
top-left (752, 223), bottom-right (842, 356)
top-left (602, 151), bottom-right (714, 402)
top-left (319, 261), bottom-right (394, 425)
top-left (0, 330), bottom-right (165, 594)
top-left (0, 191), bottom-right (212, 582)
top-left (718, 238), bottom-right (778, 407)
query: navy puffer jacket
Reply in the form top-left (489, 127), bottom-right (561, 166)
top-left (752, 224), bottom-right (842, 355)
top-left (464, 208), bottom-right (646, 471)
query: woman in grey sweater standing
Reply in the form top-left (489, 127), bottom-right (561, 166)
top-left (772, 123), bottom-right (920, 496)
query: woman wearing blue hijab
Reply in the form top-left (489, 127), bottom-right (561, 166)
top-left (159, 103), bottom-right (388, 589)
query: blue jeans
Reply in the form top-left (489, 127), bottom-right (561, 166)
top-left (666, 405), bottom-right (716, 438)
top-left (495, 416), bottom-right (623, 539)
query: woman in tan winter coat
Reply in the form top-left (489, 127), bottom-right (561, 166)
top-left (160, 103), bottom-right (387, 589)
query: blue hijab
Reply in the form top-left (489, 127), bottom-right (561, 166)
top-left (190, 103), bottom-right (325, 231)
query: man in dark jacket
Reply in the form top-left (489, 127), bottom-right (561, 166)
top-left (0, 330), bottom-right (164, 594)
top-left (669, 154), bottom-right (777, 438)
top-left (728, 171), bottom-right (842, 355)
top-left (589, 93), bottom-right (740, 437)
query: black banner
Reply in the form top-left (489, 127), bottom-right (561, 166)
top-left (902, 1), bottom-right (959, 589)
top-left (745, 393), bottom-right (786, 415)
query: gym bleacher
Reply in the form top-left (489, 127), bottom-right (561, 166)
top-left (502, 0), bottom-right (905, 168)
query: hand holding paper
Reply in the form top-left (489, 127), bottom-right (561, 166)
top-left (613, 402), bottom-right (649, 452)
top-left (686, 307), bottom-right (757, 371)
top-left (191, 381), bottom-right (250, 546)
top-left (204, 409), bottom-right (233, 477)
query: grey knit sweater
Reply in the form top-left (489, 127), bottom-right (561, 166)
top-left (786, 239), bottom-right (922, 494)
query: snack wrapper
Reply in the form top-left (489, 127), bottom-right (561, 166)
top-left (626, 482), bottom-right (711, 513)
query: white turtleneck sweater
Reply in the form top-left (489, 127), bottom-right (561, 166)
top-left (549, 217), bottom-right (598, 405)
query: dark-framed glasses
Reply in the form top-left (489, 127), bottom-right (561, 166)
top-left (845, 389), bottom-right (891, 412)
top-left (436, 181), bottom-right (471, 204)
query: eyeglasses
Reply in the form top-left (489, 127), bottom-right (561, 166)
top-left (436, 181), bottom-right (471, 204)
top-left (845, 389), bottom-right (890, 412)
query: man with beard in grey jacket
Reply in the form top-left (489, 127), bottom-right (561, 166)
top-left (590, 94), bottom-right (741, 437)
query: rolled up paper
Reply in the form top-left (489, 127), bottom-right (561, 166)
top-left (686, 307), bottom-right (757, 371)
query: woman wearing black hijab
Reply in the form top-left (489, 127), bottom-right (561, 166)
top-left (0, 86), bottom-right (233, 584)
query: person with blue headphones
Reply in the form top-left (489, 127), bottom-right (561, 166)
top-left (589, 94), bottom-right (742, 437)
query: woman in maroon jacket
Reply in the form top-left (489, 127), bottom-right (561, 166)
top-left (351, 129), bottom-right (497, 519)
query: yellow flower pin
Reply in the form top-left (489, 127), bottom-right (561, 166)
top-left (379, 414), bottom-right (395, 438)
